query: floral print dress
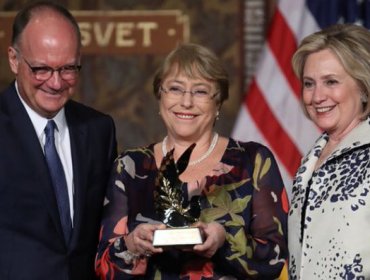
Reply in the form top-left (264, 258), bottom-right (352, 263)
top-left (288, 118), bottom-right (370, 279)
top-left (96, 138), bottom-right (288, 279)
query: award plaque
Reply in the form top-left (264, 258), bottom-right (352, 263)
top-left (153, 143), bottom-right (203, 247)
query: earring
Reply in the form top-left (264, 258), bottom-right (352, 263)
top-left (216, 111), bottom-right (220, 120)
top-left (361, 93), bottom-right (367, 103)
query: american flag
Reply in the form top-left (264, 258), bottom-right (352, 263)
top-left (232, 0), bottom-right (370, 199)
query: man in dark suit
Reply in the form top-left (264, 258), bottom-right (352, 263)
top-left (0, 1), bottom-right (117, 279)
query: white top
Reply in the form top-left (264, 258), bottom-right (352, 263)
top-left (15, 81), bottom-right (74, 224)
top-left (288, 117), bottom-right (370, 279)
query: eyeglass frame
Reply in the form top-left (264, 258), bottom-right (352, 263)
top-left (159, 86), bottom-right (218, 102)
top-left (14, 48), bottom-right (81, 81)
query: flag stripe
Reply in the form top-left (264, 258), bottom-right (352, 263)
top-left (246, 79), bottom-right (302, 177)
top-left (233, 0), bottom-right (322, 196)
top-left (280, 0), bottom-right (319, 42)
top-left (255, 46), bottom-right (320, 155)
top-left (234, 0), bottom-right (370, 196)
top-left (267, 8), bottom-right (301, 97)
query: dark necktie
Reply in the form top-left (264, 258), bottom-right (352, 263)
top-left (44, 120), bottom-right (72, 244)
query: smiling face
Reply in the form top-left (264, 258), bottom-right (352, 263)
top-left (159, 69), bottom-right (219, 143)
top-left (8, 10), bottom-right (80, 119)
top-left (302, 49), bottom-right (363, 138)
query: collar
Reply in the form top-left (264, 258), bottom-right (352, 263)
top-left (15, 81), bottom-right (67, 141)
top-left (301, 116), bottom-right (370, 170)
top-left (325, 117), bottom-right (370, 161)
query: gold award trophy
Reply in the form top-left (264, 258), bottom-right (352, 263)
top-left (153, 143), bottom-right (203, 247)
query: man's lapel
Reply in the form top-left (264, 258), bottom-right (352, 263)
top-left (3, 84), bottom-right (65, 242)
top-left (65, 104), bottom-right (89, 248)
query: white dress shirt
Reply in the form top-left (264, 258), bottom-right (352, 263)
top-left (15, 82), bottom-right (74, 224)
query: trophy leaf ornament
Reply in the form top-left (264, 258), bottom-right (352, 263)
top-left (154, 143), bottom-right (201, 227)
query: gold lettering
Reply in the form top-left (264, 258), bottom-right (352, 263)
top-left (94, 22), bottom-right (115, 47)
top-left (136, 22), bottom-right (158, 47)
top-left (78, 22), bottom-right (92, 47)
top-left (116, 22), bottom-right (135, 47)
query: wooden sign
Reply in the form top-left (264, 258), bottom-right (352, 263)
top-left (0, 10), bottom-right (189, 55)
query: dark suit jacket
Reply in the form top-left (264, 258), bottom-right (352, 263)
top-left (0, 82), bottom-right (117, 280)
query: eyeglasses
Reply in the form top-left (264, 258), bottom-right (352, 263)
top-left (20, 55), bottom-right (81, 82)
top-left (160, 86), bottom-right (217, 103)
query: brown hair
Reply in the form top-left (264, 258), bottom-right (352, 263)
top-left (153, 43), bottom-right (229, 106)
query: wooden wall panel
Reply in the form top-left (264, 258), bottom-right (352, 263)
top-left (0, 0), bottom-right (247, 153)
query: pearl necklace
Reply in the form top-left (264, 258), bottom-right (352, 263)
top-left (161, 133), bottom-right (219, 166)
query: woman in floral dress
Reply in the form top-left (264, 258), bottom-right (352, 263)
top-left (96, 43), bottom-right (288, 279)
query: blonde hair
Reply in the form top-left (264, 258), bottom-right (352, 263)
top-left (292, 24), bottom-right (370, 119)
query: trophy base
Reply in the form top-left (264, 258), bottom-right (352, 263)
top-left (152, 227), bottom-right (203, 247)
